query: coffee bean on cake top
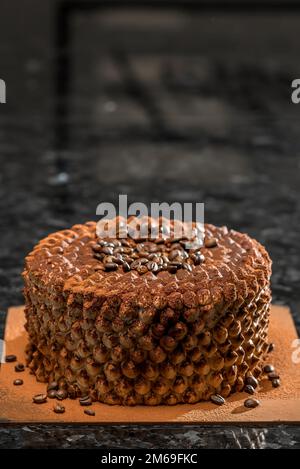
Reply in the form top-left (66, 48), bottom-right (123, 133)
top-left (23, 218), bottom-right (272, 406)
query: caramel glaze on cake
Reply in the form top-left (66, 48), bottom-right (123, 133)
top-left (23, 221), bottom-right (272, 405)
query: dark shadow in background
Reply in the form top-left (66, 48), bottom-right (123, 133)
top-left (54, 0), bottom-right (300, 163)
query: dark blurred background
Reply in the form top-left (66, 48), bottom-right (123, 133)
top-left (0, 1), bottom-right (300, 344)
top-left (0, 0), bottom-right (300, 450)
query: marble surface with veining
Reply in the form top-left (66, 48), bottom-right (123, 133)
top-left (0, 2), bottom-right (299, 449)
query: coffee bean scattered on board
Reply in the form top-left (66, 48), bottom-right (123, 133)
top-left (33, 394), bottom-right (47, 404)
top-left (210, 394), bottom-right (225, 406)
top-left (14, 363), bottom-right (25, 372)
top-left (47, 390), bottom-right (57, 399)
top-left (268, 343), bottom-right (275, 353)
top-left (53, 403), bottom-right (65, 414)
top-left (272, 379), bottom-right (280, 388)
top-left (244, 385), bottom-right (255, 395)
top-left (245, 376), bottom-right (258, 389)
top-left (263, 364), bottom-right (275, 373)
top-left (268, 372), bottom-right (280, 380)
top-left (84, 409), bottom-right (95, 416)
top-left (5, 354), bottom-right (17, 363)
top-left (244, 398), bottom-right (260, 409)
top-left (13, 379), bottom-right (23, 386)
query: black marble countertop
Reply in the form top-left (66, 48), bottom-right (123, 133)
top-left (0, 1), bottom-right (299, 449)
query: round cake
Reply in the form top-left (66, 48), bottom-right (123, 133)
top-left (23, 219), bottom-right (272, 405)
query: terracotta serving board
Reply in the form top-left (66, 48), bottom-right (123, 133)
top-left (0, 305), bottom-right (299, 424)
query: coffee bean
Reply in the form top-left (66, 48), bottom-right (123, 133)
top-left (113, 247), bottom-right (124, 254)
top-left (123, 247), bottom-right (134, 255)
top-left (33, 394), bottom-right (47, 404)
top-left (205, 237), bottom-right (218, 248)
top-left (244, 385), bottom-right (255, 395)
top-left (183, 263), bottom-right (192, 272)
top-left (268, 343), bottom-right (275, 353)
top-left (169, 249), bottom-right (182, 261)
top-left (98, 240), bottom-right (108, 247)
top-left (137, 250), bottom-right (149, 259)
top-left (191, 253), bottom-right (205, 265)
top-left (181, 250), bottom-right (189, 260)
top-left (101, 247), bottom-right (114, 256)
top-left (171, 262), bottom-right (184, 272)
top-left (113, 254), bottom-right (124, 265)
top-left (210, 394), bottom-right (225, 406)
top-left (5, 354), bottom-right (17, 363)
top-left (47, 381), bottom-right (58, 391)
top-left (263, 364), bottom-right (275, 373)
top-left (245, 376), bottom-right (258, 389)
top-left (137, 265), bottom-right (148, 275)
top-left (103, 255), bottom-right (115, 264)
top-left (148, 250), bottom-right (160, 262)
top-left (56, 389), bottom-right (68, 400)
top-left (131, 260), bottom-right (141, 270)
top-left (244, 398), bottom-right (260, 408)
top-left (105, 242), bottom-right (115, 248)
top-left (104, 262), bottom-right (118, 272)
top-left (122, 262), bottom-right (131, 272)
top-left (136, 243), bottom-right (145, 252)
top-left (53, 403), bottom-right (65, 414)
top-left (148, 253), bottom-right (159, 261)
top-left (131, 253), bottom-right (140, 260)
top-left (272, 378), bottom-right (280, 388)
top-left (79, 396), bottom-right (92, 406)
top-left (139, 257), bottom-right (149, 265)
top-left (268, 371), bottom-right (279, 380)
top-left (124, 256), bottom-right (133, 264)
top-left (91, 244), bottom-right (103, 253)
top-left (93, 253), bottom-right (105, 261)
top-left (47, 390), bottom-right (57, 399)
top-left (13, 379), bottom-right (23, 386)
top-left (112, 240), bottom-right (122, 247)
top-left (120, 239), bottom-right (130, 247)
top-left (84, 409), bottom-right (95, 416)
top-left (167, 264), bottom-right (178, 274)
top-left (147, 261), bottom-right (158, 272)
top-left (14, 363), bottom-right (25, 372)
top-left (148, 244), bottom-right (158, 253)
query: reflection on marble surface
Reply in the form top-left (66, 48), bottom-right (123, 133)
top-left (0, 425), bottom-right (299, 449)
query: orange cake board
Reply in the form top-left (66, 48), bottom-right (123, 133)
top-left (0, 304), bottom-right (299, 424)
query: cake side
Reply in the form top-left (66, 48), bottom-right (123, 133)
top-left (23, 221), bottom-right (272, 405)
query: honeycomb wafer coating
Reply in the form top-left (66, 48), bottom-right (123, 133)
top-left (23, 221), bottom-right (272, 405)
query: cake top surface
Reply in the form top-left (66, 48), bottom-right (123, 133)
top-left (24, 219), bottom-right (271, 310)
